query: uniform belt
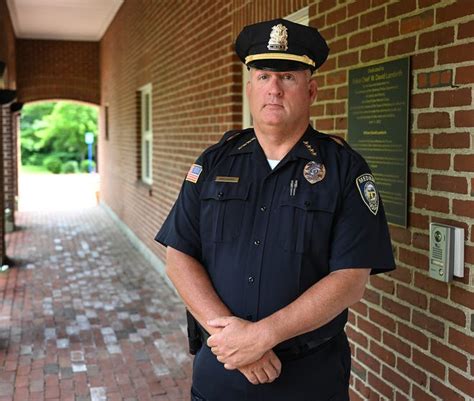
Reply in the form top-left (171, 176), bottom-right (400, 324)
top-left (274, 333), bottom-right (338, 361)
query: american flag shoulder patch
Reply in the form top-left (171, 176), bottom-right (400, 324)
top-left (186, 164), bottom-right (203, 183)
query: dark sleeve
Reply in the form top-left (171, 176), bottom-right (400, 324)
top-left (154, 156), bottom-right (204, 260)
top-left (329, 153), bottom-right (395, 275)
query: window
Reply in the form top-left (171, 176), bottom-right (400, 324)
top-left (241, 7), bottom-right (309, 128)
top-left (139, 83), bottom-right (153, 185)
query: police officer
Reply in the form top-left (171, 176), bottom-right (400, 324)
top-left (155, 18), bottom-right (395, 401)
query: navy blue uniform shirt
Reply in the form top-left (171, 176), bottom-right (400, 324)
top-left (155, 125), bottom-right (395, 400)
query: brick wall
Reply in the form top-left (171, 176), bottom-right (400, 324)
top-left (100, 1), bottom-right (473, 400)
top-left (16, 39), bottom-right (100, 105)
top-left (0, 0), bottom-right (17, 265)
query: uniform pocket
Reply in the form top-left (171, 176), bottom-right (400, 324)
top-left (200, 181), bottom-right (250, 242)
top-left (278, 189), bottom-right (336, 253)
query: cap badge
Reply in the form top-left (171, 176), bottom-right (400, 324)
top-left (267, 24), bottom-right (288, 51)
top-left (356, 174), bottom-right (379, 215)
top-left (303, 161), bottom-right (326, 184)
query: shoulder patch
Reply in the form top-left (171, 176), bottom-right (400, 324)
top-left (186, 164), bottom-right (203, 184)
top-left (356, 174), bottom-right (379, 215)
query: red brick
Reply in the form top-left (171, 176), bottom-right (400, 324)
top-left (430, 298), bottom-right (466, 327)
top-left (387, 265), bottom-right (412, 284)
top-left (356, 348), bottom-right (380, 373)
top-left (417, 112), bottom-right (450, 129)
top-left (387, 1), bottom-right (416, 18)
top-left (367, 371), bottom-right (395, 400)
top-left (410, 133), bottom-right (430, 149)
top-left (431, 175), bottom-right (467, 194)
top-left (398, 322), bottom-right (429, 349)
top-left (369, 275), bottom-right (395, 295)
top-left (400, 10), bottom-right (434, 34)
top-left (347, 0), bottom-right (370, 16)
top-left (360, 8), bottom-right (385, 27)
top-left (346, 325), bottom-right (368, 348)
top-left (430, 378), bottom-right (465, 401)
top-left (336, 16), bottom-right (358, 36)
top-left (318, 0), bottom-right (337, 13)
top-left (413, 348), bottom-right (445, 379)
top-left (412, 385), bottom-right (437, 401)
top-left (454, 154), bottom-right (474, 172)
top-left (408, 213), bottom-right (429, 230)
top-left (390, 226), bottom-right (411, 244)
top-left (417, 72), bottom-right (428, 88)
top-left (437, 0), bottom-right (472, 23)
top-left (413, 310), bottom-right (445, 337)
top-left (450, 285), bottom-right (474, 309)
top-left (439, 43), bottom-right (474, 64)
top-left (351, 300), bottom-right (368, 316)
top-left (433, 132), bottom-right (470, 149)
top-left (382, 296), bottom-right (411, 321)
top-left (455, 110), bottom-right (474, 127)
top-left (397, 359), bottom-right (427, 387)
top-left (449, 369), bottom-right (474, 398)
top-left (361, 44), bottom-right (385, 62)
top-left (399, 247), bottom-right (429, 270)
top-left (358, 316), bottom-right (381, 341)
top-left (414, 193), bottom-right (449, 213)
top-left (397, 284), bottom-right (427, 309)
top-left (433, 87), bottom-right (471, 108)
top-left (449, 327), bottom-right (474, 356)
top-left (382, 365), bottom-right (410, 394)
top-left (363, 288), bottom-right (381, 305)
top-left (455, 65), bottom-right (474, 84)
top-left (388, 36), bottom-right (416, 56)
top-left (317, 88), bottom-right (335, 101)
top-left (349, 30), bottom-right (371, 47)
top-left (411, 93), bottom-right (431, 109)
top-left (326, 70), bottom-right (346, 85)
top-left (412, 233), bottom-right (429, 250)
top-left (372, 21), bottom-right (399, 42)
top-left (338, 51), bottom-right (358, 67)
top-left (412, 53), bottom-right (434, 72)
top-left (416, 153), bottom-right (450, 170)
top-left (458, 19), bottom-right (474, 39)
top-left (383, 332), bottom-right (410, 357)
top-left (419, 26), bottom-right (455, 49)
top-left (315, 118), bottom-right (334, 131)
top-left (453, 199), bottom-right (474, 218)
top-left (327, 6), bottom-right (347, 25)
top-left (371, 341), bottom-right (396, 367)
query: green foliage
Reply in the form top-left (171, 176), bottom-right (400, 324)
top-left (80, 159), bottom-right (96, 173)
top-left (61, 160), bottom-right (79, 174)
top-left (20, 101), bottom-right (98, 168)
top-left (43, 155), bottom-right (62, 174)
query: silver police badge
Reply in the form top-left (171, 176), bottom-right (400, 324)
top-left (303, 161), bottom-right (326, 184)
top-left (267, 24), bottom-right (288, 51)
top-left (356, 174), bottom-right (379, 215)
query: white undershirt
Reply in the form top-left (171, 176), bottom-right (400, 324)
top-left (267, 159), bottom-right (281, 170)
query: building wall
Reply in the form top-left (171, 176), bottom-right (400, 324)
top-left (16, 39), bottom-right (100, 105)
top-left (0, 0), bottom-right (17, 264)
top-left (100, 1), bottom-right (474, 400)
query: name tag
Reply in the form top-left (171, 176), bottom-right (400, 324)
top-left (215, 176), bottom-right (240, 183)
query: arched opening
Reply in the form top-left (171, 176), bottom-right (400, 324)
top-left (18, 99), bottom-right (99, 211)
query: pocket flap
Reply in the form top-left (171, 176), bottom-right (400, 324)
top-left (200, 181), bottom-right (250, 201)
top-left (280, 189), bottom-right (336, 213)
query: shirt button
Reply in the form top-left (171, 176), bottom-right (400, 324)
top-left (254, 240), bottom-right (260, 246)
top-left (248, 276), bottom-right (255, 283)
top-left (304, 200), bottom-right (311, 207)
top-left (260, 206), bottom-right (267, 212)
top-left (217, 191), bottom-right (224, 199)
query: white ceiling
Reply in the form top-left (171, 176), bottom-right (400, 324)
top-left (7, 0), bottom-right (124, 41)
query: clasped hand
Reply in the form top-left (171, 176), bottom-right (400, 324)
top-left (207, 316), bottom-right (281, 384)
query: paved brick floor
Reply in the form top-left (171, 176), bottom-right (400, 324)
top-left (1, 207), bottom-right (192, 401)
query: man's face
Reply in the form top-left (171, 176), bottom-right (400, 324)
top-left (246, 68), bottom-right (317, 131)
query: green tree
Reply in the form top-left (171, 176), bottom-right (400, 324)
top-left (20, 101), bottom-right (98, 167)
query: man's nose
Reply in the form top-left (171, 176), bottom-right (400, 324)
top-left (267, 76), bottom-right (283, 96)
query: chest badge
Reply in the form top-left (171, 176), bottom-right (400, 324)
top-left (356, 174), bottom-right (379, 215)
top-left (303, 161), bottom-right (326, 184)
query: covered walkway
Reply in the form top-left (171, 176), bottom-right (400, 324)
top-left (0, 206), bottom-right (192, 401)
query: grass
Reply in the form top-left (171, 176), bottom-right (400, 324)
top-left (20, 165), bottom-right (51, 174)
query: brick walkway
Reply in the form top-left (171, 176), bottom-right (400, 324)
top-left (1, 207), bottom-right (192, 401)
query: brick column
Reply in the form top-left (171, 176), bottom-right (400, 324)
top-left (0, 105), bottom-right (5, 264)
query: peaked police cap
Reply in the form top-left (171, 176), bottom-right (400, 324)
top-left (235, 18), bottom-right (329, 72)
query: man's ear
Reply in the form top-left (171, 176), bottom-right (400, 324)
top-left (309, 78), bottom-right (318, 103)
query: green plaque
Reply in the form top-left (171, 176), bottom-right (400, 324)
top-left (348, 57), bottom-right (410, 227)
